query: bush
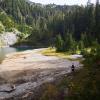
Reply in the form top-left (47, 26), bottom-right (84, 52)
top-left (40, 84), bottom-right (59, 100)
top-left (0, 21), bottom-right (5, 33)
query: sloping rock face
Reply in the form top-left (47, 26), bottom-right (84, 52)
top-left (0, 30), bottom-right (20, 46)
top-left (0, 49), bottom-right (82, 99)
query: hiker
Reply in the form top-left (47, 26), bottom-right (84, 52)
top-left (71, 63), bottom-right (75, 72)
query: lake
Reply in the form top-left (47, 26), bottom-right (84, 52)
top-left (0, 47), bottom-right (33, 63)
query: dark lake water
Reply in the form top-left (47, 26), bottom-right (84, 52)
top-left (0, 47), bottom-right (33, 63)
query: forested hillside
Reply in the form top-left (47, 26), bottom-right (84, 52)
top-left (0, 0), bottom-right (100, 99)
top-left (0, 0), bottom-right (100, 48)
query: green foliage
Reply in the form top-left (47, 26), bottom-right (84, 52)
top-left (64, 33), bottom-right (77, 53)
top-left (0, 0), bottom-right (100, 47)
top-left (55, 33), bottom-right (77, 54)
top-left (95, 1), bottom-right (100, 36)
top-left (40, 84), bottom-right (59, 100)
top-left (71, 44), bottom-right (100, 100)
top-left (0, 12), bottom-right (14, 31)
top-left (78, 40), bottom-right (84, 50)
top-left (40, 45), bottom-right (100, 100)
top-left (0, 21), bottom-right (5, 33)
top-left (55, 34), bottom-right (64, 52)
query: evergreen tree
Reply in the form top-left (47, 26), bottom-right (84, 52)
top-left (55, 34), bottom-right (64, 52)
top-left (95, 0), bottom-right (100, 39)
top-left (0, 0), bottom-right (100, 47)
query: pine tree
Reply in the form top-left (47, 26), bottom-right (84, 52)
top-left (55, 34), bottom-right (64, 52)
top-left (95, 0), bottom-right (100, 38)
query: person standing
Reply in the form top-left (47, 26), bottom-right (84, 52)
top-left (71, 63), bottom-right (75, 72)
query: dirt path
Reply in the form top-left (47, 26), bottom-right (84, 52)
top-left (0, 48), bottom-right (81, 99)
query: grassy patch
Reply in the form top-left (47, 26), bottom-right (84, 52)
top-left (40, 47), bottom-right (71, 58)
top-left (40, 47), bottom-right (82, 61)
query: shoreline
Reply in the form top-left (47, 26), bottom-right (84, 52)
top-left (0, 46), bottom-right (9, 48)
top-left (0, 48), bottom-right (81, 99)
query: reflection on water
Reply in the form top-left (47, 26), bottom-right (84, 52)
top-left (0, 47), bottom-right (33, 63)
top-left (0, 47), bottom-right (17, 63)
